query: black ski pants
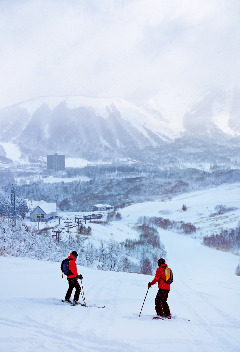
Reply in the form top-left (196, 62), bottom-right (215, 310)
top-left (155, 289), bottom-right (171, 317)
top-left (65, 277), bottom-right (81, 302)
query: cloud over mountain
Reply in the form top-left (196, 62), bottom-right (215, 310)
top-left (1, 0), bottom-right (240, 121)
top-left (0, 92), bottom-right (239, 162)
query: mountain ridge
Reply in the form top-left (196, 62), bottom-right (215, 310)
top-left (0, 93), bottom-right (239, 162)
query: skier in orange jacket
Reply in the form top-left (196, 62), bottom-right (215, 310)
top-left (148, 258), bottom-right (171, 318)
top-left (64, 251), bottom-right (83, 304)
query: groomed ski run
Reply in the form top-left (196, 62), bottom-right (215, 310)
top-left (1, 184), bottom-right (240, 352)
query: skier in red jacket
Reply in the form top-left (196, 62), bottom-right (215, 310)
top-left (64, 251), bottom-right (83, 305)
top-left (148, 258), bottom-right (171, 318)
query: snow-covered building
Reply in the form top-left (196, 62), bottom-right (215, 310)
top-left (27, 200), bottom-right (57, 222)
top-left (93, 204), bottom-right (114, 212)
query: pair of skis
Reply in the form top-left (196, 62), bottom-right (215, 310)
top-left (153, 315), bottom-right (190, 321)
top-left (62, 277), bottom-right (105, 308)
top-left (153, 315), bottom-right (172, 320)
top-left (139, 288), bottom-right (190, 321)
top-left (61, 299), bottom-right (105, 308)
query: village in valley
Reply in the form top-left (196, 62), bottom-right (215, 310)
top-left (28, 199), bottom-right (114, 241)
top-left (9, 152), bottom-right (116, 242)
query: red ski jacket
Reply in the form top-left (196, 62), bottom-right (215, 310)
top-left (67, 253), bottom-right (78, 278)
top-left (150, 264), bottom-right (170, 291)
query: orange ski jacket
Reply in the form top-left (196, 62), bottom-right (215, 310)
top-left (67, 253), bottom-right (78, 279)
top-left (150, 263), bottom-right (170, 290)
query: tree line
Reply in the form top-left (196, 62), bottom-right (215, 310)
top-left (203, 225), bottom-right (240, 254)
top-left (0, 215), bottom-right (165, 275)
top-left (137, 216), bottom-right (197, 234)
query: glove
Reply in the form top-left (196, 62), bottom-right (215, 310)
top-left (77, 274), bottom-right (83, 280)
top-left (148, 282), bottom-right (151, 288)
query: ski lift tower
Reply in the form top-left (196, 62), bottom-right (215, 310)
top-left (11, 185), bottom-right (16, 216)
top-left (52, 230), bottom-right (61, 242)
top-left (75, 216), bottom-right (82, 228)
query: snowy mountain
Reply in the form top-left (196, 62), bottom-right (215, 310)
top-left (0, 96), bottom-right (178, 160)
top-left (0, 92), bottom-right (239, 163)
top-left (183, 88), bottom-right (240, 137)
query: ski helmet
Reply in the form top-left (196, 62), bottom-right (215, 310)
top-left (71, 251), bottom-right (78, 258)
top-left (158, 258), bottom-right (165, 266)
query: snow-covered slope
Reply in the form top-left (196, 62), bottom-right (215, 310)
top-left (29, 183), bottom-right (239, 252)
top-left (0, 227), bottom-right (239, 351)
top-left (0, 183), bottom-right (240, 352)
top-left (183, 88), bottom-right (240, 137)
top-left (120, 183), bottom-right (240, 239)
top-left (0, 142), bottom-right (26, 164)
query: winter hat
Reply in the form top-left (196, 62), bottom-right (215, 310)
top-left (71, 251), bottom-right (78, 258)
top-left (158, 258), bottom-right (165, 266)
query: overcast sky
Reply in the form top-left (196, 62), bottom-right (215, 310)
top-left (0, 0), bottom-right (240, 120)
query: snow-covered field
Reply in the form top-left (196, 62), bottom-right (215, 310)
top-left (0, 142), bottom-right (23, 163)
top-left (120, 183), bottom-right (240, 237)
top-left (1, 184), bottom-right (240, 352)
top-left (0, 231), bottom-right (239, 352)
top-left (33, 182), bottom-right (240, 245)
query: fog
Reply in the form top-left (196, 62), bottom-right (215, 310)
top-left (1, 0), bottom-right (240, 123)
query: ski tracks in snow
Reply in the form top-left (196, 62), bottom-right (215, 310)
top-left (1, 260), bottom-right (240, 352)
top-left (0, 314), bottom-right (134, 352)
top-left (174, 283), bottom-right (240, 352)
top-left (160, 229), bottom-right (240, 352)
top-left (0, 295), bottom-right (143, 352)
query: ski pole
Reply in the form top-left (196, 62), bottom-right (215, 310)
top-left (80, 278), bottom-right (87, 306)
top-left (139, 287), bottom-right (150, 317)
